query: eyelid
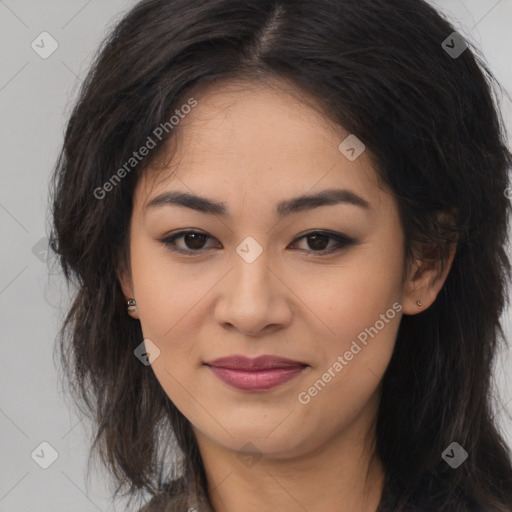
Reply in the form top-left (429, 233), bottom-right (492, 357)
top-left (159, 229), bottom-right (356, 256)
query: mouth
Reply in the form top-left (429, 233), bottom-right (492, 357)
top-left (203, 355), bottom-right (309, 391)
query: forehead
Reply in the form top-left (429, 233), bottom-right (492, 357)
top-left (134, 77), bottom-right (386, 213)
top-left (174, 77), bottom-right (346, 150)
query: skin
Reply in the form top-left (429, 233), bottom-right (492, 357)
top-left (120, 77), bottom-right (456, 512)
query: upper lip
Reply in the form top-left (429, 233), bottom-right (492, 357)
top-left (204, 355), bottom-right (308, 370)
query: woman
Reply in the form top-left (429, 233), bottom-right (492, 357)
top-left (49, 0), bottom-right (512, 510)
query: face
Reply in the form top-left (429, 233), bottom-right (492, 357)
top-left (121, 78), bottom-right (428, 460)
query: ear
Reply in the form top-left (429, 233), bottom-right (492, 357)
top-left (402, 210), bottom-right (458, 315)
top-left (117, 260), bottom-right (139, 320)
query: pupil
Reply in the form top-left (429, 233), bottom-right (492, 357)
top-left (185, 233), bottom-right (206, 249)
top-left (308, 234), bottom-right (328, 250)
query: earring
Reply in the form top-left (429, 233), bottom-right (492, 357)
top-left (416, 299), bottom-right (422, 307)
top-left (127, 299), bottom-right (137, 314)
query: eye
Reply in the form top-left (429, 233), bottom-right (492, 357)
top-left (160, 230), bottom-right (219, 255)
top-left (159, 230), bottom-right (356, 256)
top-left (288, 231), bottom-right (356, 255)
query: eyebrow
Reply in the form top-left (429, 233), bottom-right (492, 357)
top-left (145, 188), bottom-right (371, 218)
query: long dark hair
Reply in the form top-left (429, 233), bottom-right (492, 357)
top-left (49, 0), bottom-right (512, 510)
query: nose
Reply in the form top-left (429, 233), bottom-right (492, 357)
top-left (214, 249), bottom-right (294, 337)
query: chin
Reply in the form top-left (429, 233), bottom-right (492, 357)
top-left (210, 426), bottom-right (308, 457)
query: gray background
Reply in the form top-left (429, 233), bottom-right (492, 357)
top-left (1, 1), bottom-right (511, 510)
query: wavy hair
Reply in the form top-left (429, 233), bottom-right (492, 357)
top-left (49, 0), bottom-right (512, 509)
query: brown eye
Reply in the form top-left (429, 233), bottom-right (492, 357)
top-left (160, 230), bottom-right (218, 254)
top-left (305, 233), bottom-right (330, 251)
top-left (289, 231), bottom-right (356, 255)
top-left (182, 232), bottom-right (208, 249)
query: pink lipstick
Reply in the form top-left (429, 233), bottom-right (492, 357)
top-left (204, 355), bottom-right (308, 391)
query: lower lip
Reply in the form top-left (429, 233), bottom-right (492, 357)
top-left (206, 365), bottom-right (307, 391)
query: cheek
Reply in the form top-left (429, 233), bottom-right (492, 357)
top-left (129, 246), bottom-right (210, 405)
top-left (290, 241), bottom-right (403, 405)
top-left (129, 238), bottom-right (209, 339)
top-left (290, 244), bottom-right (403, 349)
top-left (295, 296), bottom-right (401, 442)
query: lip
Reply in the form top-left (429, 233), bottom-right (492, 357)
top-left (203, 355), bottom-right (309, 392)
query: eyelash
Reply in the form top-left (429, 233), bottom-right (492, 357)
top-left (159, 230), bottom-right (356, 256)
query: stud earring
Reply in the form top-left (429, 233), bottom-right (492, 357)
top-left (416, 299), bottom-right (422, 307)
top-left (127, 299), bottom-right (137, 314)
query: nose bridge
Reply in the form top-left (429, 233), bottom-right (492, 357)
top-left (230, 236), bottom-right (273, 298)
top-left (213, 225), bottom-right (297, 334)
top-left (214, 235), bottom-right (286, 332)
